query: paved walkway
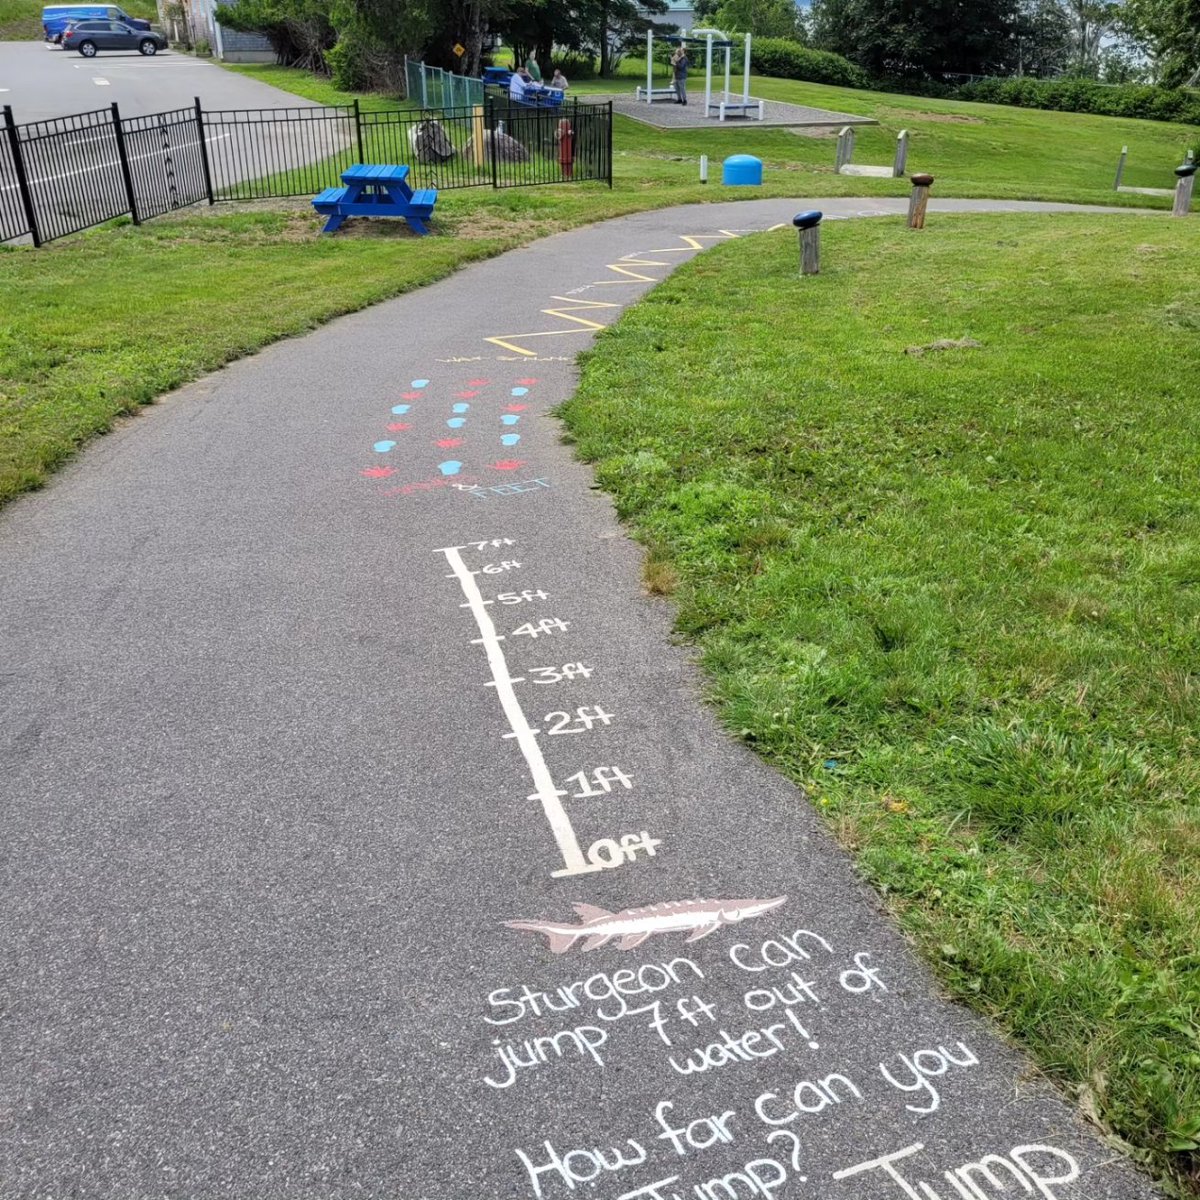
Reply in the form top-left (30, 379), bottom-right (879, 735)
top-left (0, 198), bottom-right (1162, 1200)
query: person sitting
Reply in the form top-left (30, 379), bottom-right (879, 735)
top-left (550, 68), bottom-right (569, 91)
top-left (509, 67), bottom-right (529, 101)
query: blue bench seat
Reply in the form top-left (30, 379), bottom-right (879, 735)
top-left (312, 186), bottom-right (349, 210)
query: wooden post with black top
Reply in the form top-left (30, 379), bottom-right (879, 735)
top-left (908, 173), bottom-right (934, 229)
top-left (1172, 162), bottom-right (1196, 217)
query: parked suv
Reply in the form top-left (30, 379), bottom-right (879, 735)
top-left (42, 4), bottom-right (151, 42)
top-left (62, 17), bottom-right (167, 54)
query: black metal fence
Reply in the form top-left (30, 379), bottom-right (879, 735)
top-left (1, 95), bottom-right (612, 247)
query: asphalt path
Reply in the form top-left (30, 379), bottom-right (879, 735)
top-left (0, 197), bottom-right (1164, 1200)
top-left (0, 40), bottom-right (320, 122)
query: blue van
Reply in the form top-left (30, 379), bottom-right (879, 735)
top-left (43, 4), bottom-right (152, 42)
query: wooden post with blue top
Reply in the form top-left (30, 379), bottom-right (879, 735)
top-left (793, 210), bottom-right (822, 276)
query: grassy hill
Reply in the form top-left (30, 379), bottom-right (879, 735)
top-left (562, 212), bottom-right (1200, 1196)
top-left (233, 61), bottom-right (1199, 206)
top-left (0, 0), bottom-right (157, 40)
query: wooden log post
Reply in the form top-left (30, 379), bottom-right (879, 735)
top-left (835, 126), bottom-right (854, 173)
top-left (1114, 146), bottom-right (1127, 191)
top-left (1172, 162), bottom-right (1196, 217)
top-left (793, 210), bottom-right (822, 276)
top-left (893, 129), bottom-right (909, 177)
top-left (908, 173), bottom-right (934, 229)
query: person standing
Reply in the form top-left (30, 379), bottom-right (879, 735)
top-left (671, 45), bottom-right (689, 106)
top-left (525, 54), bottom-right (543, 82)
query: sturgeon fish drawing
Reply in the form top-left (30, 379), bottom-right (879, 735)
top-left (504, 896), bottom-right (788, 954)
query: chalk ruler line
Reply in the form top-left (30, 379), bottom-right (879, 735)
top-left (438, 542), bottom-right (601, 877)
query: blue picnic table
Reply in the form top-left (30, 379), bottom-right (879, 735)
top-left (312, 164), bottom-right (438, 236)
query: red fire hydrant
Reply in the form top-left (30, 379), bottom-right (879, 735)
top-left (558, 119), bottom-right (574, 180)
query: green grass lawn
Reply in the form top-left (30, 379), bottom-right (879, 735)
top-left (230, 61), bottom-right (1199, 202)
top-left (0, 0), bottom-right (156, 38)
top-left (2, 61), bottom-right (1197, 506)
top-left (559, 211), bottom-right (1200, 1196)
top-left (3, 63), bottom-right (1197, 506)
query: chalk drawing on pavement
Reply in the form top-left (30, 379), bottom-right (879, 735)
top-left (505, 898), bottom-right (788, 955)
top-left (374, 440), bottom-right (396, 452)
top-left (455, 478), bottom-right (547, 499)
top-left (437, 539), bottom-right (662, 876)
top-left (484, 233), bottom-right (741, 357)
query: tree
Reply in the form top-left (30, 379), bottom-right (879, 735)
top-left (1059, 0), bottom-right (1119, 75)
top-left (1014, 0), bottom-right (1072, 75)
top-left (215, 0), bottom-right (334, 70)
top-left (712, 0), bottom-right (803, 38)
top-left (810, 0), bottom-right (1025, 78)
top-left (1120, 0), bottom-right (1200, 83)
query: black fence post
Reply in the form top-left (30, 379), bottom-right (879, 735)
top-left (606, 101), bottom-right (613, 188)
top-left (3, 104), bottom-right (41, 247)
top-left (488, 96), bottom-right (499, 189)
top-left (353, 98), bottom-right (365, 164)
top-left (110, 102), bottom-right (139, 224)
top-left (194, 96), bottom-right (215, 204)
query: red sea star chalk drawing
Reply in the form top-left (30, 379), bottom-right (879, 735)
top-left (505, 404), bottom-right (528, 413)
top-left (387, 422), bottom-right (412, 432)
top-left (489, 460), bottom-right (527, 471)
top-left (437, 438), bottom-right (464, 449)
top-left (360, 466), bottom-right (396, 479)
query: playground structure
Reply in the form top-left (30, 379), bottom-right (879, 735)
top-left (636, 28), bottom-right (764, 121)
top-left (835, 126), bottom-right (909, 177)
top-left (1113, 146), bottom-right (1194, 196)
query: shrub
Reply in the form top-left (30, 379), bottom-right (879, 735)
top-left (957, 76), bottom-right (1200, 126)
top-left (749, 37), bottom-right (868, 90)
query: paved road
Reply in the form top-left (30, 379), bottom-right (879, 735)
top-left (1, 41), bottom-right (347, 244)
top-left (0, 198), bottom-right (1163, 1200)
top-left (0, 40), bottom-right (317, 122)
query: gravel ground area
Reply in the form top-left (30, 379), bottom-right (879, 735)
top-left (606, 92), bottom-right (878, 129)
